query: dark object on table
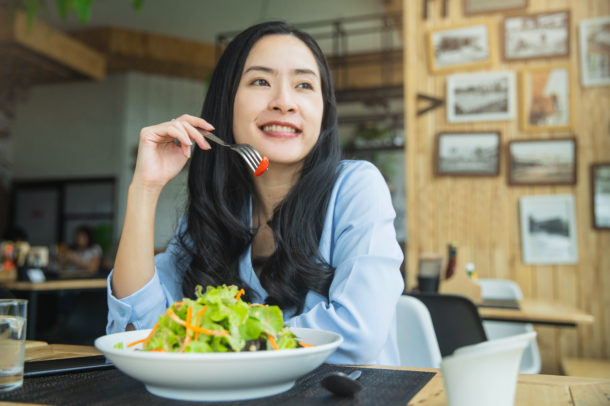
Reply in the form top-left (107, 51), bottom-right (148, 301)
top-left (320, 369), bottom-right (362, 397)
top-left (24, 355), bottom-right (113, 377)
top-left (408, 292), bottom-right (487, 357)
top-left (477, 298), bottom-right (520, 310)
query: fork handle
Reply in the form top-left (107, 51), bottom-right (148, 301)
top-left (196, 128), bottom-right (228, 147)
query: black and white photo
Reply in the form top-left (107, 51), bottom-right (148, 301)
top-left (436, 132), bottom-right (500, 176)
top-left (447, 71), bottom-right (515, 122)
top-left (503, 11), bottom-right (570, 61)
top-left (592, 163), bottom-right (610, 229)
top-left (579, 16), bottom-right (610, 87)
top-left (429, 22), bottom-right (492, 72)
top-left (520, 195), bottom-right (578, 265)
top-left (508, 138), bottom-right (576, 185)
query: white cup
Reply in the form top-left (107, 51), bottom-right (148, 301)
top-left (441, 332), bottom-right (536, 406)
top-left (0, 299), bottom-right (28, 392)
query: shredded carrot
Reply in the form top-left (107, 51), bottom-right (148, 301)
top-left (188, 323), bottom-right (228, 337)
top-left (127, 338), bottom-right (147, 348)
top-left (166, 308), bottom-right (187, 326)
top-left (149, 348), bottom-right (166, 352)
top-left (235, 288), bottom-right (245, 300)
top-left (173, 302), bottom-right (184, 306)
top-left (267, 333), bottom-right (279, 350)
top-left (193, 306), bottom-right (208, 340)
top-left (167, 308), bottom-right (228, 337)
top-left (180, 306), bottom-right (193, 352)
top-left (127, 322), bottom-right (159, 348)
top-left (298, 341), bottom-right (314, 348)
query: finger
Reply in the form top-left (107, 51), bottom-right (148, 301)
top-left (168, 120), bottom-right (193, 148)
top-left (177, 114), bottom-right (215, 131)
top-left (165, 124), bottom-right (192, 158)
top-left (182, 121), bottom-right (212, 150)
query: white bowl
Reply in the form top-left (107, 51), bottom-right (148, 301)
top-left (94, 327), bottom-right (342, 402)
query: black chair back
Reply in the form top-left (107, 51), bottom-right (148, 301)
top-left (408, 292), bottom-right (487, 357)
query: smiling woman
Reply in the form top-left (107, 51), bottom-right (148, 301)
top-left (106, 21), bottom-right (404, 366)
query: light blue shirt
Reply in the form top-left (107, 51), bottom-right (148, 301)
top-left (107, 160), bottom-right (404, 365)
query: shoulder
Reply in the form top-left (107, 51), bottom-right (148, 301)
top-left (333, 160), bottom-right (389, 201)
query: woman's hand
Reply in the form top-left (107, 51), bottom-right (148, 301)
top-left (132, 114), bottom-right (214, 190)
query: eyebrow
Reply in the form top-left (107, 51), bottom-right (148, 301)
top-left (244, 65), bottom-right (318, 78)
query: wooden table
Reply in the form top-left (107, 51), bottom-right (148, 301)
top-left (9, 343), bottom-right (609, 405)
top-left (478, 299), bottom-right (594, 327)
top-left (0, 278), bottom-right (107, 339)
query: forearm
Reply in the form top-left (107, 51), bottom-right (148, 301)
top-left (112, 183), bottom-right (161, 299)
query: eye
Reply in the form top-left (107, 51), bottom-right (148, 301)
top-left (296, 82), bottom-right (313, 90)
top-left (251, 78), bottom-right (270, 86)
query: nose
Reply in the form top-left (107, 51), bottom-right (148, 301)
top-left (268, 83), bottom-right (297, 113)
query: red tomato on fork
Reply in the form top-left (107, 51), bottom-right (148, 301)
top-left (254, 157), bottom-right (269, 177)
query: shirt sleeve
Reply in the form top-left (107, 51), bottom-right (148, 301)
top-left (106, 217), bottom-right (191, 333)
top-left (288, 161), bottom-right (404, 365)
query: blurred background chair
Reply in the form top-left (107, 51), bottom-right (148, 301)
top-left (396, 295), bottom-right (442, 368)
top-left (408, 292), bottom-right (487, 357)
top-left (478, 278), bottom-right (541, 374)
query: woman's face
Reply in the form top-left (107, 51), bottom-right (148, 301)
top-left (75, 231), bottom-right (88, 249)
top-left (233, 34), bottom-right (324, 169)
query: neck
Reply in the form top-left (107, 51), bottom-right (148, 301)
top-left (253, 161), bottom-right (301, 220)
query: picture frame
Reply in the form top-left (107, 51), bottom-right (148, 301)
top-left (579, 16), bottom-right (610, 87)
top-left (447, 71), bottom-right (515, 123)
top-left (428, 21), bottom-right (493, 73)
top-left (520, 194), bottom-right (578, 265)
top-left (591, 163), bottom-right (610, 230)
top-left (436, 131), bottom-right (501, 176)
top-left (507, 138), bottom-right (576, 185)
top-left (521, 65), bottom-right (572, 132)
top-left (502, 10), bottom-right (570, 61)
top-left (463, 0), bottom-right (528, 16)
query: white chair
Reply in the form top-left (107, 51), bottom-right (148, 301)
top-left (396, 295), bottom-right (442, 368)
top-left (478, 278), bottom-right (541, 374)
top-left (442, 331), bottom-right (536, 406)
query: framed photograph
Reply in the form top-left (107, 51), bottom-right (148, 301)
top-left (579, 16), bottom-right (610, 87)
top-left (502, 10), bottom-right (570, 61)
top-left (508, 138), bottom-right (576, 185)
top-left (447, 71), bottom-right (515, 123)
top-left (520, 194), bottom-right (578, 265)
top-left (464, 0), bottom-right (527, 16)
top-left (521, 65), bottom-right (572, 132)
top-left (428, 21), bottom-right (493, 73)
top-left (436, 132), bottom-right (500, 176)
top-left (591, 163), bottom-right (610, 230)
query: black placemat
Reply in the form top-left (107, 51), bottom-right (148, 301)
top-left (0, 364), bottom-right (435, 405)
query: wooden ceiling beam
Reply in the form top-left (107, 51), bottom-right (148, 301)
top-left (0, 10), bottom-right (106, 81)
top-left (71, 27), bottom-right (217, 81)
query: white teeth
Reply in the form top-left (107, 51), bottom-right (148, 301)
top-left (262, 125), bottom-right (297, 133)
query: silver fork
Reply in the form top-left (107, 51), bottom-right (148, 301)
top-left (196, 128), bottom-right (263, 173)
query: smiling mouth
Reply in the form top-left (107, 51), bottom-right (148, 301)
top-left (260, 124), bottom-right (301, 135)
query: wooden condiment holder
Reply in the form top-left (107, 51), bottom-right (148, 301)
top-left (439, 266), bottom-right (481, 303)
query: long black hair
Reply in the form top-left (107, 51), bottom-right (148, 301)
top-left (180, 22), bottom-right (341, 313)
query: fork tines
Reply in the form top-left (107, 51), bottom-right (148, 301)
top-left (234, 145), bottom-right (262, 173)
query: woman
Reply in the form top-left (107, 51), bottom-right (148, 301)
top-left (107, 21), bottom-right (404, 365)
top-left (59, 225), bottom-right (102, 274)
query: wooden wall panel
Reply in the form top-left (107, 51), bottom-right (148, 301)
top-left (404, 0), bottom-right (610, 374)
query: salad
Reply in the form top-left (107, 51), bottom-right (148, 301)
top-left (117, 285), bottom-right (312, 353)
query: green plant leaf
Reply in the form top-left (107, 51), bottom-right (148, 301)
top-left (55, 0), bottom-right (73, 19)
top-left (130, 0), bottom-right (144, 11)
top-left (23, 0), bottom-right (41, 27)
top-left (73, 0), bottom-right (93, 22)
